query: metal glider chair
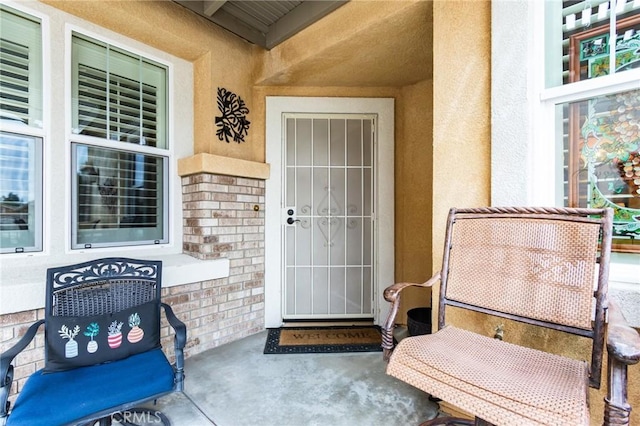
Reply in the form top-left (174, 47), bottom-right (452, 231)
top-left (382, 207), bottom-right (640, 426)
top-left (1, 258), bottom-right (186, 426)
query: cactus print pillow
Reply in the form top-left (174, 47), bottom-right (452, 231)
top-left (44, 301), bottom-right (160, 372)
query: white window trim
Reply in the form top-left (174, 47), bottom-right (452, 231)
top-left (65, 25), bottom-right (173, 252)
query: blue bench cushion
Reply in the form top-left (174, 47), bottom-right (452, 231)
top-left (7, 348), bottom-right (175, 426)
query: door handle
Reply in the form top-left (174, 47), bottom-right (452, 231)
top-left (287, 217), bottom-right (301, 225)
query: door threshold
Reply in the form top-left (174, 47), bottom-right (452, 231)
top-left (282, 319), bottom-right (374, 328)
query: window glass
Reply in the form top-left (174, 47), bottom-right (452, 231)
top-left (0, 131), bottom-right (42, 253)
top-left (70, 33), bottom-right (169, 249)
top-left (560, 88), bottom-right (640, 251)
top-left (0, 5), bottom-right (43, 127)
top-left (71, 34), bottom-right (167, 148)
top-left (73, 143), bottom-right (166, 247)
top-left (547, 1), bottom-right (640, 87)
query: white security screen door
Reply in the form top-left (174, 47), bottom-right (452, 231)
top-left (283, 114), bottom-right (374, 320)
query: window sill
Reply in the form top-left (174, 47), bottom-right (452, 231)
top-left (0, 254), bottom-right (229, 315)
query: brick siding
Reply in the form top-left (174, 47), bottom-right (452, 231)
top-left (180, 173), bottom-right (266, 353)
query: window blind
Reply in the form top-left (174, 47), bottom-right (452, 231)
top-left (77, 64), bottom-right (158, 147)
top-left (0, 38), bottom-right (29, 123)
top-left (560, 1), bottom-right (640, 209)
top-left (72, 34), bottom-right (167, 149)
top-left (0, 6), bottom-right (42, 127)
top-left (561, 0), bottom-right (640, 84)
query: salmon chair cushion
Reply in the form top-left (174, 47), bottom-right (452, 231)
top-left (387, 326), bottom-right (590, 425)
top-left (380, 208), bottom-right (640, 426)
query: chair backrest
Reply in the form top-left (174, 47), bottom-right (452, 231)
top-left (43, 257), bottom-right (163, 372)
top-left (438, 207), bottom-right (613, 389)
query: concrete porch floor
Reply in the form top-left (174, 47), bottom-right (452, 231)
top-left (142, 330), bottom-right (439, 426)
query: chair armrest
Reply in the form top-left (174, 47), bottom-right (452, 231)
top-left (381, 272), bottom-right (441, 361)
top-left (384, 272), bottom-right (442, 304)
top-left (160, 303), bottom-right (186, 392)
top-left (160, 303), bottom-right (186, 350)
top-left (1, 320), bottom-right (44, 419)
top-left (607, 299), bottom-right (640, 365)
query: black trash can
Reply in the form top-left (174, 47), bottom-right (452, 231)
top-left (407, 307), bottom-right (432, 336)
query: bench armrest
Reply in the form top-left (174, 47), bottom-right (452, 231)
top-left (607, 299), bottom-right (640, 365)
top-left (381, 272), bottom-right (441, 361)
top-left (1, 320), bottom-right (44, 419)
top-left (604, 299), bottom-right (640, 424)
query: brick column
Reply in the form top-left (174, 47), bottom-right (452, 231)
top-left (176, 173), bottom-right (265, 351)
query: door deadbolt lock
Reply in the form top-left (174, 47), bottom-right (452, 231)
top-left (287, 209), bottom-right (294, 216)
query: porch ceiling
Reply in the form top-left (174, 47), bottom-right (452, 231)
top-left (172, 0), bottom-right (348, 50)
top-left (173, 0), bottom-right (433, 87)
top-left (255, 0), bottom-right (433, 87)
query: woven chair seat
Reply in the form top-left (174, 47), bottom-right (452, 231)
top-left (387, 326), bottom-right (590, 426)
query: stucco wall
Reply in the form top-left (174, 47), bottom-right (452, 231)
top-left (491, 0), bottom-right (534, 207)
top-left (396, 80), bottom-right (435, 318)
top-left (431, 0), bottom-right (491, 297)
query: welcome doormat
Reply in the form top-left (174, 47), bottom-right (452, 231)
top-left (263, 326), bottom-right (383, 354)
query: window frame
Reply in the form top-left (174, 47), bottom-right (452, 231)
top-left (538, 1), bottom-right (640, 253)
top-left (67, 29), bottom-right (171, 250)
top-left (0, 3), bottom-right (45, 254)
top-left (0, 130), bottom-right (44, 253)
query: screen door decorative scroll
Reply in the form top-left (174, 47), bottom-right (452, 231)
top-left (283, 114), bottom-right (375, 320)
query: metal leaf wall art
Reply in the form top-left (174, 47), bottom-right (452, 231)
top-left (215, 87), bottom-right (250, 143)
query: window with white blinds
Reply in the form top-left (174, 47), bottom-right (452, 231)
top-left (543, 1), bottom-right (640, 252)
top-left (0, 6), bottom-right (43, 254)
top-left (71, 34), bottom-right (167, 147)
top-left (0, 38), bottom-right (29, 123)
top-left (0, 5), bottom-right (42, 127)
top-left (72, 143), bottom-right (166, 247)
top-left (71, 33), bottom-right (169, 249)
top-left (548, 0), bottom-right (640, 87)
